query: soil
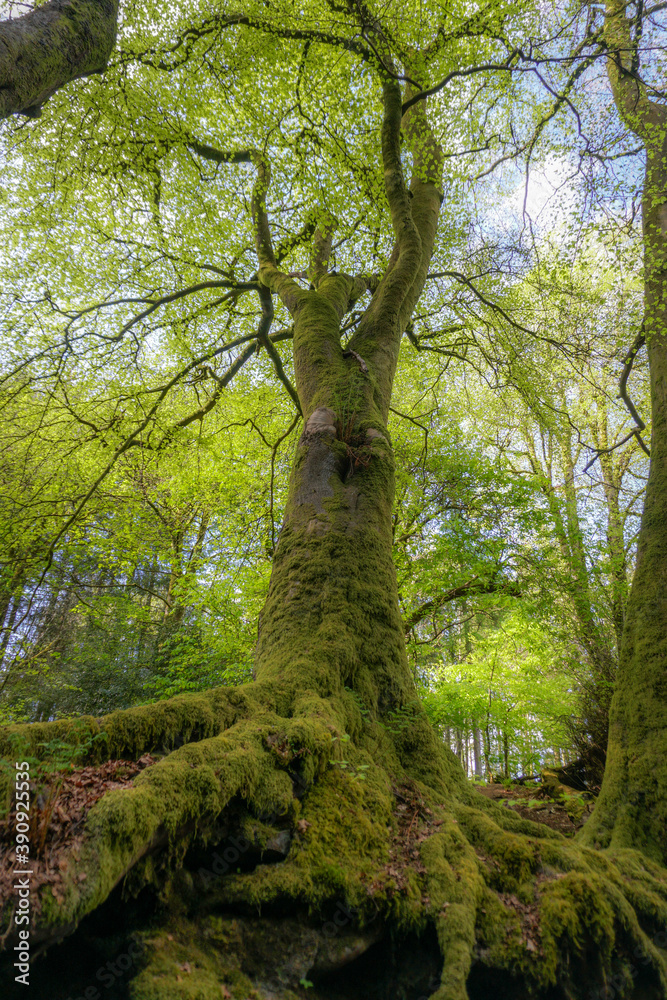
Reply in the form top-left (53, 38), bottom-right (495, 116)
top-left (473, 779), bottom-right (595, 836)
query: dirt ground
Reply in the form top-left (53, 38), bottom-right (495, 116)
top-left (473, 777), bottom-right (595, 836)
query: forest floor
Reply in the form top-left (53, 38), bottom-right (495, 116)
top-left (474, 778), bottom-right (595, 836)
top-left (0, 754), bottom-right (157, 917)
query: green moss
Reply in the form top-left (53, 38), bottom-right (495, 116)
top-left (419, 824), bottom-right (484, 1000)
top-left (129, 921), bottom-right (260, 1000)
top-left (215, 761), bottom-right (394, 915)
top-left (0, 685), bottom-right (244, 764)
top-left (4, 677), bottom-right (667, 1000)
top-left (454, 806), bottom-right (543, 892)
top-left (33, 713), bottom-right (332, 934)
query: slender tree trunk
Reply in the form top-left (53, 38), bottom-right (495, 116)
top-left (560, 431), bottom-right (616, 675)
top-left (483, 725), bottom-right (492, 779)
top-left (472, 726), bottom-right (483, 778)
top-left (595, 403), bottom-right (630, 653)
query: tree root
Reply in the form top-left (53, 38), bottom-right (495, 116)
top-left (1, 686), bottom-right (667, 1000)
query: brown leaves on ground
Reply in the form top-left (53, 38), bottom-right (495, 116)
top-left (363, 782), bottom-right (440, 903)
top-left (498, 891), bottom-right (542, 955)
top-left (0, 754), bottom-right (156, 917)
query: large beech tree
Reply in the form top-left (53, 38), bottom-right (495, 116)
top-left (1, 2), bottom-right (667, 999)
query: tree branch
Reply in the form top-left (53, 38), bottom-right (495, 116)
top-left (0, 0), bottom-right (118, 119)
top-left (618, 328), bottom-right (648, 445)
top-left (603, 0), bottom-right (661, 139)
top-left (404, 575), bottom-right (521, 633)
top-left (257, 286), bottom-right (302, 414)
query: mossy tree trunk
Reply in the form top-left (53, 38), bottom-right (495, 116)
top-left (249, 64), bottom-right (443, 721)
top-left (0, 0), bottom-right (118, 119)
top-left (580, 0), bottom-right (667, 865)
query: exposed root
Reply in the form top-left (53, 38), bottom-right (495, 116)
top-left (1, 687), bottom-right (667, 1000)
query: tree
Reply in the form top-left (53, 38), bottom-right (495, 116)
top-left (1, 3), bottom-right (667, 999)
top-left (579, 0), bottom-right (667, 863)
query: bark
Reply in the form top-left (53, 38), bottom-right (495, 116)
top-left (472, 726), bottom-right (483, 779)
top-left (0, 0), bottom-right (118, 120)
top-left (523, 425), bottom-right (617, 764)
top-left (580, 0), bottom-right (667, 864)
top-left (593, 401), bottom-right (630, 652)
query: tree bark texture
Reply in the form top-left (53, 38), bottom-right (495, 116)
top-left (0, 0), bottom-right (118, 119)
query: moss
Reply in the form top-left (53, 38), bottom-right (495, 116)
top-left (32, 713), bottom-right (333, 935)
top-left (215, 761), bottom-right (394, 915)
top-left (469, 836), bottom-right (667, 998)
top-left (0, 686), bottom-right (243, 764)
top-left (581, 305), bottom-right (667, 865)
top-left (129, 921), bottom-right (260, 1000)
top-left (454, 806), bottom-right (543, 893)
top-left (4, 681), bottom-right (667, 1000)
top-left (3, 384), bottom-right (667, 998)
top-left (252, 393), bottom-right (416, 721)
top-left (419, 824), bottom-right (484, 1000)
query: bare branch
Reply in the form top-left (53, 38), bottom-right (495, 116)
top-left (257, 286), bottom-right (302, 414)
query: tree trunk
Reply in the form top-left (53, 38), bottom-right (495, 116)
top-left (580, 0), bottom-right (667, 865)
top-left (0, 0), bottom-right (118, 119)
top-left (595, 402), bottom-right (630, 652)
top-left (253, 398), bottom-right (412, 716)
top-left (472, 727), bottom-right (483, 779)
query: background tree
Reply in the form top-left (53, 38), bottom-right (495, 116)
top-left (579, 0), bottom-right (667, 860)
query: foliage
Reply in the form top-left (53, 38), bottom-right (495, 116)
top-left (422, 610), bottom-right (575, 777)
